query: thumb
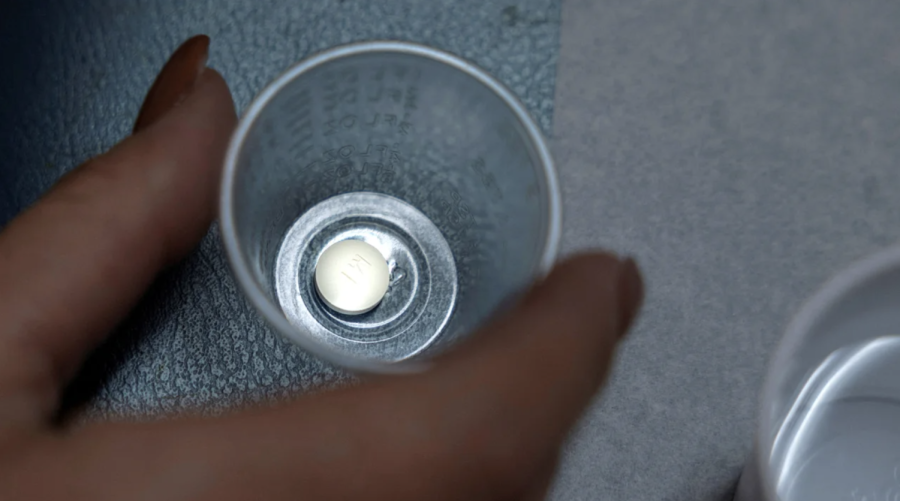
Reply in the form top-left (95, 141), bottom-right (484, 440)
top-left (427, 253), bottom-right (645, 469)
top-left (320, 253), bottom-right (646, 500)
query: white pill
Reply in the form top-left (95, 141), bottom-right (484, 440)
top-left (314, 239), bottom-right (390, 315)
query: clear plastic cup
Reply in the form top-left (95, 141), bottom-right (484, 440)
top-left (219, 42), bottom-right (560, 373)
top-left (736, 244), bottom-right (900, 501)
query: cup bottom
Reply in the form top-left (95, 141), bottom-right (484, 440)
top-left (275, 192), bottom-right (457, 363)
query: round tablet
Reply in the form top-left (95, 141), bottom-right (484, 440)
top-left (314, 239), bottom-right (390, 315)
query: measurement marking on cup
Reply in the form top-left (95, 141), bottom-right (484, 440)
top-left (305, 143), bottom-right (401, 182)
top-left (470, 157), bottom-right (503, 200)
top-left (365, 72), bottom-right (420, 106)
top-left (284, 88), bottom-right (315, 158)
top-left (322, 68), bottom-right (359, 113)
top-left (404, 86), bottom-right (418, 110)
top-left (324, 115), bottom-right (357, 136)
top-left (324, 112), bottom-right (414, 136)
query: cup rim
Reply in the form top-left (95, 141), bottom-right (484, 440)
top-left (219, 40), bottom-right (562, 373)
top-left (755, 243), bottom-right (900, 499)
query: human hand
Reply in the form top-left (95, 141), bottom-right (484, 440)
top-left (0, 36), bottom-right (644, 500)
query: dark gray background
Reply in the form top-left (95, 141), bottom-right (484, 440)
top-left (3, 1), bottom-right (900, 500)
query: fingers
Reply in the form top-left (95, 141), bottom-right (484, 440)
top-left (0, 36), bottom-right (235, 427)
top-left (413, 253), bottom-right (643, 495)
top-left (133, 35), bottom-right (210, 133)
top-left (5, 254), bottom-right (642, 501)
top-left (518, 459), bottom-right (558, 501)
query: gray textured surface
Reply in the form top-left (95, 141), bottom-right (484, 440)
top-left (551, 1), bottom-right (900, 500)
top-left (0, 0), bottom-right (560, 416)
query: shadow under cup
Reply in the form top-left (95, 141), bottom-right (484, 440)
top-left (220, 42), bottom-right (560, 372)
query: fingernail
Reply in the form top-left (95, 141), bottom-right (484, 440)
top-left (617, 257), bottom-right (644, 336)
top-left (133, 35), bottom-right (210, 133)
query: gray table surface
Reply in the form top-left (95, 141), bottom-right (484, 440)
top-left (3, 1), bottom-right (900, 500)
top-left (553, 1), bottom-right (900, 500)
